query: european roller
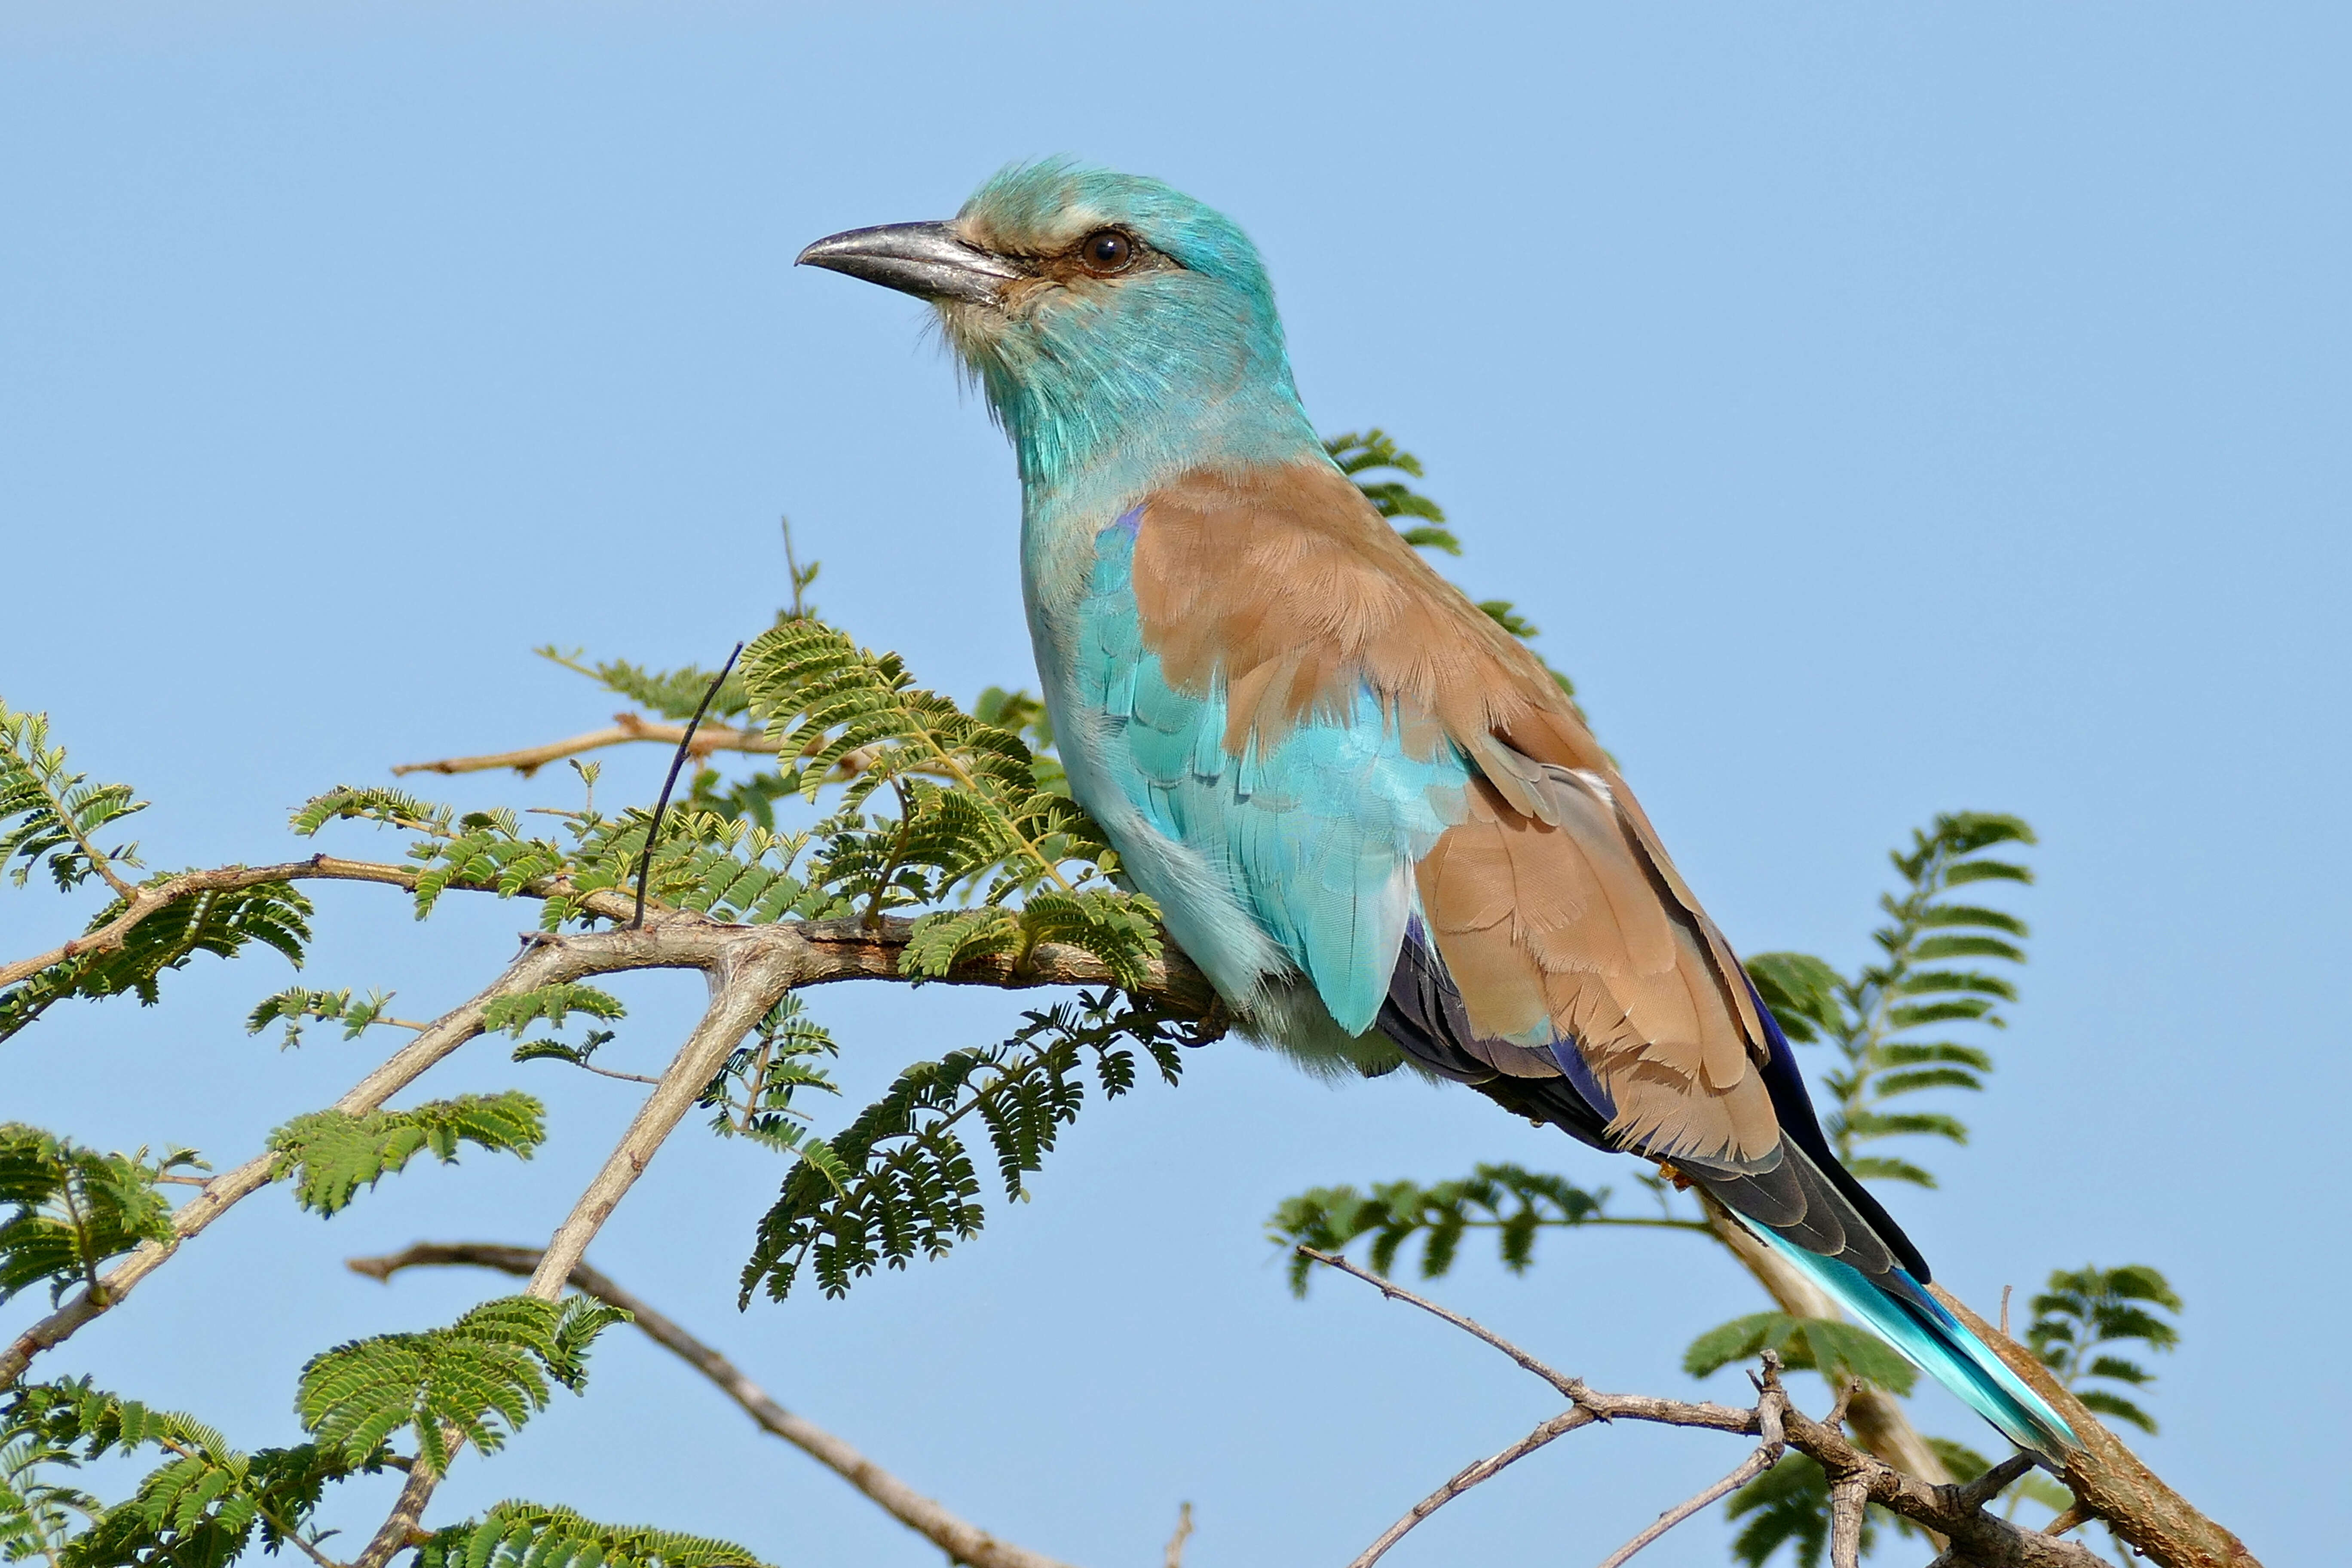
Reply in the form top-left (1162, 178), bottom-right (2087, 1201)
top-left (799, 160), bottom-right (2075, 1463)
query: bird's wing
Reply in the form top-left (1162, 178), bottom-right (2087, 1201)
top-left (1129, 462), bottom-right (1776, 1152)
top-left (1114, 456), bottom-right (1949, 1295)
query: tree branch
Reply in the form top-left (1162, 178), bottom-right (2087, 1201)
top-left (391, 714), bottom-right (780, 778)
top-left (346, 947), bottom-right (825, 1567)
top-left (0, 929), bottom-right (591, 1389)
top-left (4, 852), bottom-right (2246, 1567)
top-left (1828, 1475), bottom-right (1866, 1568)
top-left (526, 946), bottom-right (796, 1297)
top-left (0, 857), bottom-right (414, 992)
top-left (346, 1243), bottom-right (1081, 1568)
top-left (1300, 1249), bottom-right (2119, 1568)
top-left (2, 892), bottom-right (1216, 1395)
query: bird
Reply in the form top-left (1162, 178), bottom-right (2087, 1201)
top-left (797, 159), bottom-right (2075, 1464)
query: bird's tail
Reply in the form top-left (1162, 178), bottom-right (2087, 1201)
top-left (1752, 1226), bottom-right (2077, 1466)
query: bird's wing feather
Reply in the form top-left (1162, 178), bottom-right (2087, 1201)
top-left (1130, 459), bottom-right (1780, 1167)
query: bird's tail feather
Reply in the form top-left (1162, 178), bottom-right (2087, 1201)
top-left (1753, 1227), bottom-right (2077, 1466)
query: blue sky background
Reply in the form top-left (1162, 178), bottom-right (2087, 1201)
top-left (3, 4), bottom-right (2345, 1564)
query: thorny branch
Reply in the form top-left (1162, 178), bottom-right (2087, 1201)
top-left (0, 874), bottom-right (1215, 1395)
top-left (1298, 1246), bottom-right (2121, 1568)
top-left (347, 1243), bottom-right (1081, 1568)
top-left (391, 714), bottom-right (780, 778)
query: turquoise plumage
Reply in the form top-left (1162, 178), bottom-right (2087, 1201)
top-left (798, 160), bottom-right (2077, 1464)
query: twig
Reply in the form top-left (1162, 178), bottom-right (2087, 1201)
top-left (392, 715), bottom-right (780, 778)
top-left (1295, 1246), bottom-right (1583, 1401)
top-left (632, 643), bottom-right (743, 930)
top-left (1304, 1250), bottom-right (2119, 1568)
top-left (346, 1243), bottom-right (1080, 1568)
top-left (1344, 1408), bottom-right (1593, 1568)
top-left (1593, 1375), bottom-right (1785, 1568)
top-left (1161, 1503), bottom-right (1192, 1568)
top-left (2044, 1502), bottom-right (2092, 1536)
top-left (571, 1062), bottom-right (662, 1086)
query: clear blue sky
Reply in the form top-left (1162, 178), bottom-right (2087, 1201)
top-left (3, 5), bottom-right (2345, 1564)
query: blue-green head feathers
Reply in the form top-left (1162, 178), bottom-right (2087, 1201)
top-left (798, 161), bottom-right (1323, 494)
top-left (945, 160), bottom-right (1322, 489)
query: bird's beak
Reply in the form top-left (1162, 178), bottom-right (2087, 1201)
top-left (795, 221), bottom-right (1024, 306)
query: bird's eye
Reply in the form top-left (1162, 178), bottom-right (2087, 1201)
top-left (1079, 230), bottom-right (1135, 274)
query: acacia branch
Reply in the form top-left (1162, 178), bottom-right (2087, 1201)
top-left (1301, 1249), bottom-right (2116, 1568)
top-left (3, 884), bottom-right (1219, 1393)
top-left (329, 911), bottom-right (1200, 1565)
top-left (0, 929), bottom-right (592, 1389)
top-left (4, 850), bottom-right (2245, 1565)
top-left (347, 1243), bottom-right (1080, 1568)
top-left (391, 714), bottom-right (781, 778)
top-left (528, 947), bottom-right (796, 1296)
top-left (0, 857), bottom-right (413, 992)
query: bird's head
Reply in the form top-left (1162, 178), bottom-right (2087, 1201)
top-left (799, 161), bottom-right (1318, 490)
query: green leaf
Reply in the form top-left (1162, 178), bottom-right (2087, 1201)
top-left (298, 1297), bottom-right (626, 1473)
top-left (1908, 933), bottom-right (2026, 963)
top-left (1838, 1110), bottom-right (1969, 1145)
top-left (537, 649), bottom-right (754, 723)
top-left (1744, 952), bottom-right (1845, 1044)
top-left (417, 1502), bottom-right (766, 1568)
top-left (741, 619), bottom-right (1133, 934)
top-left (698, 994), bottom-right (840, 1152)
top-left (1682, 1312), bottom-right (1915, 1393)
top-left (0, 702), bottom-right (147, 894)
top-left (482, 984), bottom-right (627, 1038)
top-left (1868, 1067), bottom-right (1984, 1097)
top-left (901, 907), bottom-right (1024, 979)
top-left (1942, 858), bottom-right (2032, 886)
top-left (1477, 600), bottom-right (1539, 639)
top-left (268, 1093), bottom-right (545, 1217)
top-left (245, 986), bottom-right (402, 1049)
top-left (2026, 1262), bottom-right (2181, 1434)
top-left (1267, 1164), bottom-right (1624, 1295)
top-left (0, 1129), bottom-right (179, 1306)
top-left (3, 1377), bottom-right (383, 1568)
top-left (1726, 1453), bottom-right (1881, 1568)
top-left (1839, 1155), bottom-right (1938, 1188)
top-left (740, 993), bottom-right (1197, 1303)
